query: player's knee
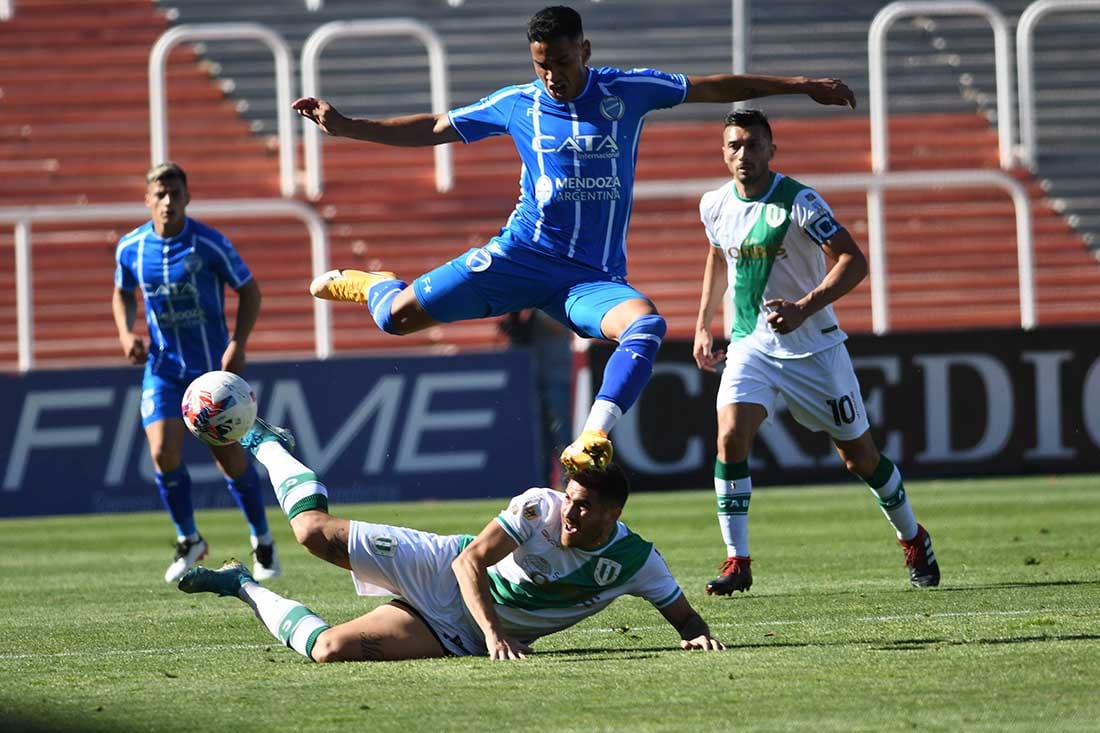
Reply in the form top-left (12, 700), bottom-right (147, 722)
top-left (289, 512), bottom-right (328, 550)
top-left (717, 431), bottom-right (750, 463)
top-left (622, 313), bottom-right (666, 343)
top-left (150, 446), bottom-right (183, 473)
top-left (308, 630), bottom-right (344, 664)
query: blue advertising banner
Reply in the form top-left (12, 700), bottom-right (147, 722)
top-left (0, 351), bottom-right (541, 517)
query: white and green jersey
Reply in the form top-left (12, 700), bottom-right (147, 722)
top-left (700, 172), bottom-right (849, 358)
top-left (488, 487), bottom-right (683, 642)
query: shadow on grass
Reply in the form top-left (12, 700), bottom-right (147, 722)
top-left (538, 632), bottom-right (1100, 660)
top-left (930, 579), bottom-right (1100, 592)
top-left (0, 711), bottom-right (117, 733)
top-left (868, 633), bottom-right (1100, 651)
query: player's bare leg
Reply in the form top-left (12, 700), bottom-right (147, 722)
top-left (561, 298), bottom-right (664, 472)
top-left (834, 430), bottom-right (939, 587)
top-left (309, 269), bottom-right (439, 334)
top-left (309, 602), bottom-right (448, 662)
top-left (286, 511), bottom-right (353, 571)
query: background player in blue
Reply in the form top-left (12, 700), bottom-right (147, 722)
top-left (111, 162), bottom-right (280, 584)
top-left (294, 5), bottom-right (856, 473)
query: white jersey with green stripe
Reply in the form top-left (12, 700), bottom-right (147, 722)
top-left (700, 172), bottom-right (849, 358)
top-left (489, 487), bottom-right (683, 642)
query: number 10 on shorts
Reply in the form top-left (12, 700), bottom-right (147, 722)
top-left (826, 393), bottom-right (859, 427)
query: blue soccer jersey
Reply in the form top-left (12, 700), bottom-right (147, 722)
top-left (114, 218), bottom-right (252, 380)
top-left (447, 66), bottom-right (688, 277)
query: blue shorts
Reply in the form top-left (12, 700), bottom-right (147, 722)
top-left (140, 367), bottom-right (191, 428)
top-left (410, 233), bottom-right (650, 339)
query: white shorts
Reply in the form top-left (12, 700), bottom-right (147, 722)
top-left (717, 341), bottom-right (869, 441)
top-left (347, 520), bottom-right (485, 657)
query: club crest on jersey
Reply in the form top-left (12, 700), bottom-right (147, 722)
top-left (522, 502), bottom-right (540, 520)
top-left (593, 558), bottom-right (622, 586)
top-left (465, 249), bottom-right (493, 273)
top-left (535, 174), bottom-right (554, 204)
top-left (183, 253), bottom-right (203, 273)
top-left (764, 203), bottom-right (787, 228)
top-left (599, 95), bottom-right (625, 121)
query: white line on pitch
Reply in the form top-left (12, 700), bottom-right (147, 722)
top-left (0, 642), bottom-right (270, 661)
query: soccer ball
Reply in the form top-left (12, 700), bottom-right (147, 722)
top-left (181, 371), bottom-right (257, 446)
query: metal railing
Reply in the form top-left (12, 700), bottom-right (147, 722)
top-left (1016, 0), bottom-right (1100, 171)
top-left (149, 24), bottom-right (297, 197)
top-left (301, 19), bottom-right (453, 199)
top-left (633, 169), bottom-right (1035, 334)
top-left (869, 1), bottom-right (1016, 173)
top-left (0, 200), bottom-right (332, 372)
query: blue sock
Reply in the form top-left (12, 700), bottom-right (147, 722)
top-left (156, 465), bottom-right (196, 537)
top-left (225, 462), bottom-right (270, 536)
top-left (367, 279), bottom-right (408, 335)
top-left (594, 314), bottom-right (666, 412)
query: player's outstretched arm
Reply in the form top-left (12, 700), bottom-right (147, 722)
top-left (685, 74), bottom-right (856, 109)
top-left (452, 520), bottom-right (532, 660)
top-left (293, 96), bottom-right (463, 147)
top-left (659, 594), bottom-right (726, 651)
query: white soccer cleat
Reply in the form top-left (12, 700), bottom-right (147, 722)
top-left (308, 269), bottom-right (396, 304)
top-left (251, 535), bottom-right (282, 581)
top-left (164, 536), bottom-right (209, 583)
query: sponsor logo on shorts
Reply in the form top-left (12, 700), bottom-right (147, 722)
top-left (599, 95), bottom-right (625, 121)
top-left (465, 249), bottom-right (492, 273)
top-left (140, 397), bottom-right (155, 419)
top-left (593, 557), bottom-right (622, 586)
top-left (371, 536), bottom-right (397, 557)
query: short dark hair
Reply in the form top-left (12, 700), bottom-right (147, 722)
top-left (723, 109), bottom-right (773, 140)
top-left (146, 161), bottom-right (188, 187)
top-left (568, 462), bottom-right (630, 510)
top-left (527, 5), bottom-right (584, 43)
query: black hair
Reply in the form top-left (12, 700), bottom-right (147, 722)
top-left (527, 5), bottom-right (584, 43)
top-left (568, 462), bottom-right (630, 510)
top-left (723, 108), bottom-right (773, 140)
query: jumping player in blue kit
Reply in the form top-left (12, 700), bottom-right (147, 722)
top-left (295, 5), bottom-right (856, 472)
top-left (112, 162), bottom-right (281, 584)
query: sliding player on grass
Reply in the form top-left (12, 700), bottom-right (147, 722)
top-left (178, 418), bottom-right (724, 661)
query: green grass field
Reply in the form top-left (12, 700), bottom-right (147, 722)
top-left (2, 474), bottom-right (1098, 732)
